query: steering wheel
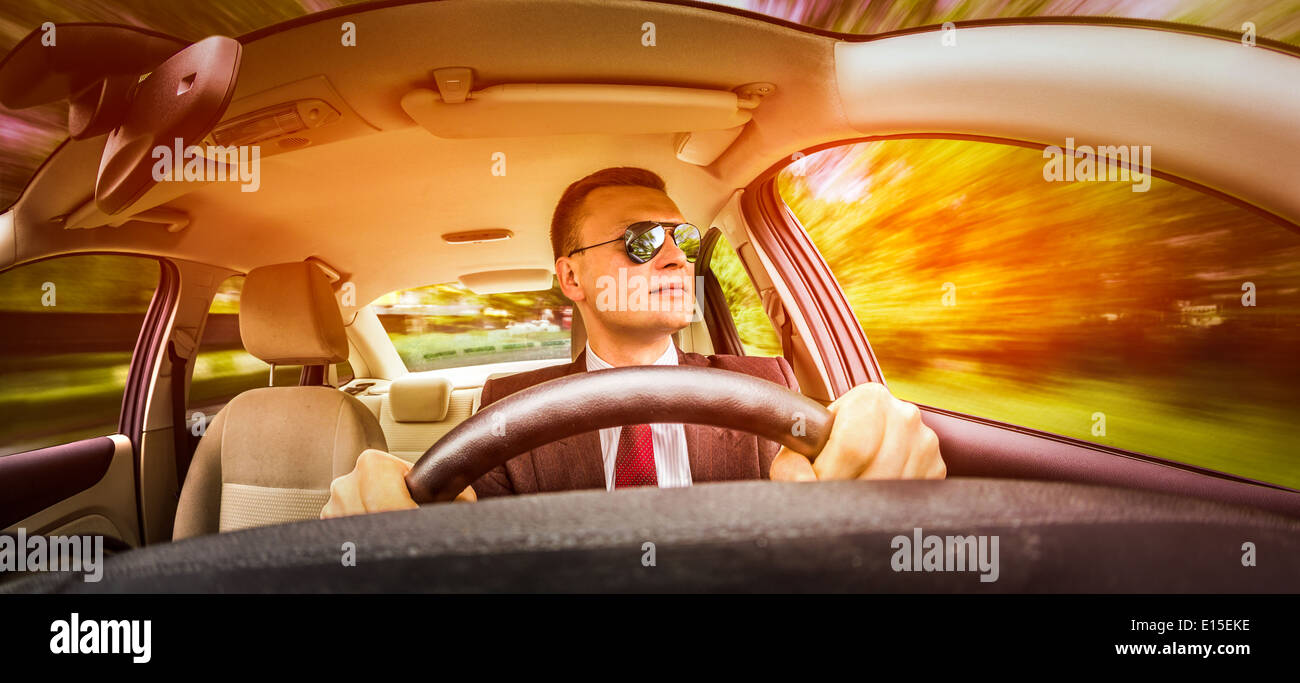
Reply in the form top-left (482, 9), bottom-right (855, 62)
top-left (406, 365), bottom-right (835, 503)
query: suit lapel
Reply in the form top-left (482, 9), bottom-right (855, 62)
top-left (678, 349), bottom-right (718, 483)
top-left (679, 348), bottom-right (763, 483)
top-left (533, 349), bottom-right (604, 491)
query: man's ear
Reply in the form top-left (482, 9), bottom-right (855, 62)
top-left (556, 257), bottom-right (586, 302)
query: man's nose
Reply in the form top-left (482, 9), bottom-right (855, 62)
top-left (653, 233), bottom-right (690, 270)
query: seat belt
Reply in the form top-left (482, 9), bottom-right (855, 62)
top-left (167, 341), bottom-right (195, 491)
top-left (762, 289), bottom-right (796, 366)
top-left (779, 311), bottom-right (795, 368)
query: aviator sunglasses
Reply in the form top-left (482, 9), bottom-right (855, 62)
top-left (567, 221), bottom-right (702, 264)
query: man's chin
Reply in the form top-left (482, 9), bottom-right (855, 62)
top-left (606, 316), bottom-right (692, 341)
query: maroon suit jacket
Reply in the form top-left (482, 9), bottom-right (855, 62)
top-left (469, 346), bottom-right (801, 497)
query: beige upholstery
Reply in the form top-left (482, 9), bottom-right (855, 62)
top-left (174, 388), bottom-right (386, 538)
top-left (378, 371), bottom-right (467, 462)
top-left (174, 262), bottom-right (387, 540)
top-left (347, 370), bottom-right (534, 462)
top-left (357, 392), bottom-right (384, 420)
top-left (380, 386), bottom-right (479, 462)
top-left (239, 261), bottom-right (349, 366)
top-left (389, 373), bottom-right (453, 422)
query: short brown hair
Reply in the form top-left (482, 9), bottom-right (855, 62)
top-left (550, 166), bottom-right (667, 260)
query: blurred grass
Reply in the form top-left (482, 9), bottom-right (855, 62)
top-left (391, 329), bottom-right (570, 371)
top-left (0, 255), bottom-right (157, 312)
top-left (0, 352), bottom-right (129, 453)
top-left (887, 367), bottom-right (1299, 490)
top-left (0, 349), bottom-right (299, 453)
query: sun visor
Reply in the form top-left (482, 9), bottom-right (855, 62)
top-left (458, 268), bottom-right (554, 294)
top-left (95, 36), bottom-right (242, 215)
top-left (401, 83), bottom-right (753, 138)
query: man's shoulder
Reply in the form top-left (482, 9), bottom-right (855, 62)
top-left (683, 351), bottom-right (798, 390)
top-left (479, 360), bottom-right (574, 406)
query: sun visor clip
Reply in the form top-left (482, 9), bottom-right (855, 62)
top-left (433, 67), bottom-right (473, 104)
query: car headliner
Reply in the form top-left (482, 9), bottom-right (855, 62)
top-left (3, 0), bottom-right (1299, 307)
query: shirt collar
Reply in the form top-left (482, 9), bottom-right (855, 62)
top-left (585, 338), bottom-right (679, 371)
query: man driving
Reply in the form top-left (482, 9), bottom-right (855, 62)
top-left (323, 167), bottom-right (944, 516)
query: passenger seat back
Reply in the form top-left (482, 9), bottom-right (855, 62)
top-left (379, 373), bottom-right (477, 462)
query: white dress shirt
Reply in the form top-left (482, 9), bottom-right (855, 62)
top-left (585, 340), bottom-right (693, 490)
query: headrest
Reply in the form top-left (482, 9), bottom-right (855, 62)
top-left (389, 373), bottom-right (453, 423)
top-left (239, 262), bottom-right (347, 366)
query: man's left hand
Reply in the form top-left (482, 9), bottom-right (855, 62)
top-left (770, 382), bottom-right (945, 482)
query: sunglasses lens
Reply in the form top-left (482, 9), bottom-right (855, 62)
top-left (673, 224), bottom-right (701, 262)
top-left (624, 222), bottom-right (702, 263)
top-left (627, 225), bottom-right (665, 263)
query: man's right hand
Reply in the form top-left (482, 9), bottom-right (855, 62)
top-left (769, 382), bottom-right (945, 482)
top-left (321, 448), bottom-right (475, 519)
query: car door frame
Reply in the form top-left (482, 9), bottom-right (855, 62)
top-left (0, 252), bottom-right (179, 548)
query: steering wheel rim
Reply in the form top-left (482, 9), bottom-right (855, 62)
top-left (405, 365), bottom-right (834, 503)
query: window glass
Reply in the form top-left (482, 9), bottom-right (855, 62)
top-left (779, 139), bottom-right (1300, 489)
top-left (333, 358), bottom-right (355, 385)
top-left (708, 231), bottom-right (782, 356)
top-left (0, 254), bottom-right (159, 456)
top-left (186, 275), bottom-right (300, 428)
top-left (377, 279), bottom-right (573, 372)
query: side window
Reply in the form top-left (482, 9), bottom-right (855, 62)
top-left (0, 254), bottom-right (159, 456)
top-left (332, 358), bottom-right (355, 386)
top-left (186, 275), bottom-right (303, 427)
top-left (376, 279), bottom-right (573, 372)
top-left (708, 232), bottom-right (783, 357)
top-left (779, 138), bottom-right (1300, 489)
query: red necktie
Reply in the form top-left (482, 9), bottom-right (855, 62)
top-left (614, 423), bottom-right (658, 488)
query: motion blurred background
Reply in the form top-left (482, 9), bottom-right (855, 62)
top-left (1, 1), bottom-right (1297, 488)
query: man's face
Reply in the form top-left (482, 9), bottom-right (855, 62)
top-left (558, 185), bottom-right (697, 339)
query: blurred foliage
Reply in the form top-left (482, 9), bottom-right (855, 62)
top-left (378, 279), bottom-right (572, 369)
top-left (375, 279), bottom-right (571, 322)
top-left (0, 254), bottom-right (157, 312)
top-left (723, 0), bottom-right (1300, 44)
top-left (779, 138), bottom-right (1300, 487)
top-left (709, 231), bottom-right (783, 356)
top-left (207, 275), bottom-right (243, 314)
